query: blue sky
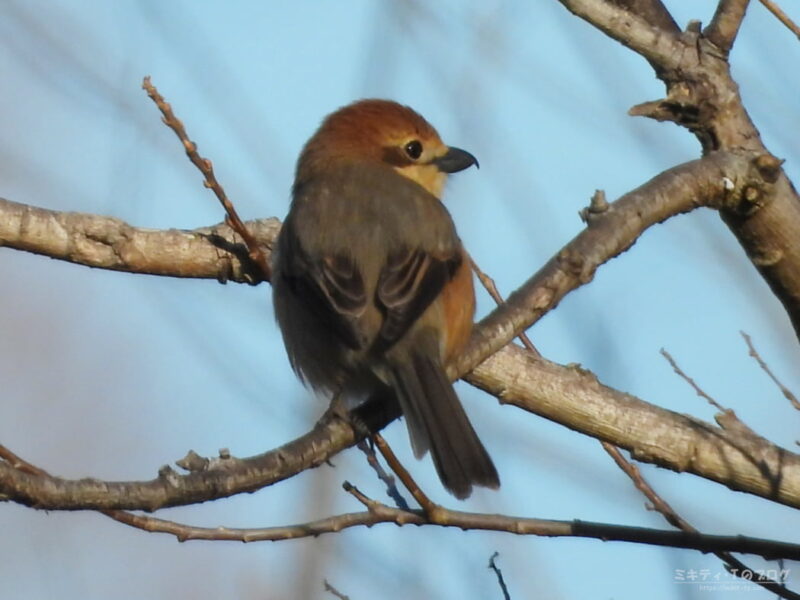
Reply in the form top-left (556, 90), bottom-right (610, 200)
top-left (1, 1), bottom-right (800, 598)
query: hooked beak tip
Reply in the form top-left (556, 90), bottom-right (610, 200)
top-left (433, 146), bottom-right (479, 173)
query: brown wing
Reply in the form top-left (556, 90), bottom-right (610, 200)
top-left (278, 223), bottom-right (367, 350)
top-left (373, 246), bottom-right (462, 353)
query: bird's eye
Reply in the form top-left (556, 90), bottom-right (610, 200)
top-left (404, 140), bottom-right (423, 160)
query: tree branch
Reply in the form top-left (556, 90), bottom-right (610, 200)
top-left (468, 345), bottom-right (800, 509)
top-left (608, 0), bottom-right (678, 33)
top-left (7, 342), bottom-right (799, 511)
top-left (557, 0), bottom-right (800, 342)
top-left (0, 196), bottom-right (277, 284)
top-left (3, 152), bottom-right (767, 362)
top-left (458, 151), bottom-right (765, 372)
top-left (9, 432), bottom-right (797, 564)
top-left (557, 0), bottom-right (682, 65)
top-left (758, 0), bottom-right (800, 40)
top-left (705, 0), bottom-right (752, 53)
top-left (0, 409), bottom-right (356, 511)
top-left (142, 76), bottom-right (272, 280)
top-left (110, 489), bottom-right (800, 560)
top-left (603, 443), bottom-right (800, 600)
top-left (741, 331), bottom-right (800, 411)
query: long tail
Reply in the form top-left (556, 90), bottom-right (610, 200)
top-left (390, 352), bottom-right (499, 499)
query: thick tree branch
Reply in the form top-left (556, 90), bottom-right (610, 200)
top-left (558, 0), bottom-right (800, 341)
top-left (557, 0), bottom-right (682, 65)
top-left (705, 0), bottom-right (751, 53)
top-left (11, 440), bottom-right (789, 561)
top-left (0, 409), bottom-right (355, 511)
top-left (3, 152), bottom-right (768, 355)
top-left (469, 345), bottom-right (800, 509)
top-left (458, 151), bottom-right (765, 372)
top-left (608, 0), bottom-right (678, 33)
top-left (4, 341), bottom-right (800, 511)
top-left (0, 197), bottom-right (277, 284)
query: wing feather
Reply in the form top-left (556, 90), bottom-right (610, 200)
top-left (279, 222), bottom-right (367, 350)
top-left (374, 247), bottom-right (461, 352)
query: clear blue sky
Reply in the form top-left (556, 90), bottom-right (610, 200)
top-left (1, 1), bottom-right (799, 598)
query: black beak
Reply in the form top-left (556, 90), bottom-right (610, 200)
top-left (433, 146), bottom-right (479, 173)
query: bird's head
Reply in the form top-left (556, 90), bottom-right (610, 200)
top-left (296, 99), bottom-right (478, 199)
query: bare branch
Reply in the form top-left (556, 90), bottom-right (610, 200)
top-left (459, 152), bottom-right (763, 374)
top-left (488, 552), bottom-right (512, 600)
top-left (82, 481), bottom-right (800, 559)
top-left (558, 0), bottom-right (800, 341)
top-left (659, 348), bottom-right (766, 443)
top-left (758, 0), bottom-right (800, 40)
top-left (0, 408), bottom-right (357, 511)
top-left (471, 256), bottom-right (540, 355)
top-left (142, 76), bottom-right (271, 280)
top-left (603, 443), bottom-right (800, 600)
top-left (324, 581), bottom-right (351, 600)
top-left (357, 440), bottom-right (410, 510)
top-left (372, 433), bottom-right (439, 518)
top-left (705, 0), bottom-right (752, 53)
top-left (162, 484), bottom-right (800, 556)
top-left (466, 345), bottom-right (800, 509)
top-left (0, 197), bottom-right (277, 284)
top-left (0, 153), bottom-right (767, 347)
top-left (608, 0), bottom-right (678, 32)
top-left (557, 0), bottom-right (682, 65)
top-left (602, 443), bottom-right (690, 530)
top-left (741, 331), bottom-right (800, 411)
top-left (660, 348), bottom-right (728, 412)
top-left (7, 338), bottom-right (799, 513)
top-left (5, 440), bottom-right (799, 562)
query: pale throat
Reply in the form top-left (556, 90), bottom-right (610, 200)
top-left (394, 164), bottom-right (447, 199)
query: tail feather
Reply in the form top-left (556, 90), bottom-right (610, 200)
top-left (391, 353), bottom-right (499, 499)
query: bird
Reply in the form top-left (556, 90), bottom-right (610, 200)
top-left (272, 99), bottom-right (499, 499)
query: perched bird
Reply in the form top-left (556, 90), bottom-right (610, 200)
top-left (272, 99), bottom-right (499, 499)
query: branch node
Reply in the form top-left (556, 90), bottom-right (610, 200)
top-left (175, 450), bottom-right (209, 472)
top-left (579, 189), bottom-right (609, 223)
top-left (686, 19), bottom-right (702, 33)
top-left (753, 153), bottom-right (784, 184)
top-left (628, 99), bottom-right (664, 119)
top-left (157, 465), bottom-right (181, 486)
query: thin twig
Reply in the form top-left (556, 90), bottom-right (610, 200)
top-left (323, 580), bottom-right (351, 600)
top-left (660, 348), bottom-right (762, 442)
top-left (141, 76), bottom-right (271, 280)
top-left (372, 433), bottom-right (440, 518)
top-left (602, 442), bottom-right (800, 600)
top-left (758, 0), bottom-right (800, 40)
top-left (660, 348), bottom-right (728, 412)
top-left (356, 440), bottom-right (410, 510)
top-left (488, 552), bottom-right (512, 600)
top-left (601, 442), bottom-right (690, 530)
top-left (471, 258), bottom-right (540, 356)
top-left (741, 331), bottom-right (800, 411)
